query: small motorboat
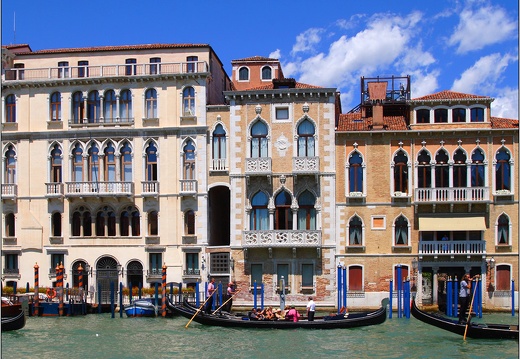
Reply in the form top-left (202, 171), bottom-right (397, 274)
top-left (2, 297), bottom-right (27, 332)
top-left (124, 298), bottom-right (157, 317)
top-left (411, 297), bottom-right (519, 339)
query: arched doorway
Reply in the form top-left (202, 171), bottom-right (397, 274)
top-left (96, 257), bottom-right (119, 303)
top-left (126, 260), bottom-right (144, 289)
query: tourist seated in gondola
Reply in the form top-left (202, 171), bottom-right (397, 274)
top-left (285, 306), bottom-right (300, 322)
top-left (248, 308), bottom-right (264, 321)
top-left (274, 308), bottom-right (284, 320)
top-left (324, 306), bottom-right (349, 321)
top-left (263, 306), bottom-right (275, 320)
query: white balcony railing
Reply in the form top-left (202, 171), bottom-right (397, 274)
top-left (211, 159), bottom-right (228, 172)
top-left (1, 184), bottom-right (17, 199)
top-left (142, 181), bottom-right (159, 195)
top-left (243, 230), bottom-right (321, 248)
top-left (293, 156), bottom-right (319, 173)
top-left (245, 157), bottom-right (272, 175)
top-left (3, 61), bottom-right (209, 82)
top-left (418, 240), bottom-right (486, 256)
top-left (65, 182), bottom-right (133, 196)
top-left (179, 180), bottom-right (197, 194)
top-left (46, 182), bottom-right (64, 197)
top-left (415, 187), bottom-right (489, 203)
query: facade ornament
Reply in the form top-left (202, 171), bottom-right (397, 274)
top-left (302, 102), bottom-right (309, 113)
top-left (255, 104), bottom-right (262, 115)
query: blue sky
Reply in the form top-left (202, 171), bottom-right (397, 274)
top-left (2, 0), bottom-right (518, 118)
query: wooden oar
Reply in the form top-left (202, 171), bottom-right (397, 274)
top-left (463, 276), bottom-right (480, 340)
top-left (212, 289), bottom-right (241, 314)
top-left (185, 290), bottom-right (215, 329)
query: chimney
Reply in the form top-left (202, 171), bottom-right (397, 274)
top-left (367, 82), bottom-right (387, 130)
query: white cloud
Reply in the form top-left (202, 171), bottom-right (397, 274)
top-left (269, 49), bottom-right (281, 60)
top-left (451, 53), bottom-right (517, 94)
top-left (491, 87), bottom-right (519, 119)
top-left (448, 5), bottom-right (518, 54)
top-left (291, 28), bottom-right (325, 55)
top-left (409, 70), bottom-right (440, 98)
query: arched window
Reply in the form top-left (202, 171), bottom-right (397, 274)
top-left (131, 210), bottom-right (140, 236)
top-left (96, 211), bottom-right (106, 236)
top-left (87, 91), bottom-right (100, 123)
top-left (120, 89), bottom-right (132, 121)
top-left (250, 192), bottom-right (268, 230)
top-left (120, 207), bottom-right (139, 236)
top-left (145, 142), bottom-right (157, 181)
top-left (453, 149), bottom-right (467, 187)
top-left (104, 142), bottom-right (116, 181)
top-left (183, 87), bottom-right (195, 116)
top-left (251, 121), bottom-right (268, 158)
top-left (120, 211), bottom-right (129, 236)
top-left (434, 108), bottom-right (447, 123)
top-left (416, 109), bottom-right (429, 124)
top-left (297, 119), bottom-right (315, 157)
top-left (50, 144), bottom-right (62, 183)
top-left (96, 207), bottom-right (116, 236)
top-left (72, 207), bottom-right (91, 237)
top-left (349, 152), bottom-right (363, 192)
top-left (4, 145), bottom-right (16, 184)
top-left (349, 216), bottom-right (363, 245)
top-left (50, 92), bottom-right (61, 121)
top-left (145, 89), bottom-right (157, 118)
top-left (51, 212), bottom-right (62, 237)
top-left (239, 67), bottom-right (249, 81)
top-left (470, 108), bottom-right (484, 122)
top-left (297, 191), bottom-right (315, 230)
top-left (120, 142), bottom-right (132, 181)
top-left (183, 140), bottom-right (195, 180)
top-left (5, 94), bottom-right (16, 123)
top-left (435, 149), bottom-right (449, 188)
top-left (495, 148), bottom-right (511, 191)
top-left (185, 210), bottom-right (195, 235)
top-left (417, 150), bottom-right (431, 188)
top-left (497, 214), bottom-right (509, 245)
top-left (104, 90), bottom-right (117, 122)
top-left (72, 92), bottom-right (84, 123)
top-left (148, 211), bottom-right (158, 235)
top-left (5, 213), bottom-right (15, 237)
top-left (212, 124), bottom-right (227, 168)
top-left (88, 144), bottom-right (100, 182)
top-left (393, 150), bottom-right (408, 193)
top-left (394, 215), bottom-right (408, 245)
top-left (186, 56), bottom-right (198, 73)
top-left (261, 66), bottom-right (272, 80)
top-left (452, 108), bottom-right (466, 122)
top-left (471, 149), bottom-right (485, 187)
top-left (72, 144), bottom-right (83, 182)
top-left (275, 191), bottom-right (292, 230)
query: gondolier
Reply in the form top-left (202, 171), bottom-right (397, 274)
top-left (205, 278), bottom-right (216, 314)
top-left (458, 274), bottom-right (475, 324)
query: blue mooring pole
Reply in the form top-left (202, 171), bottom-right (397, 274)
top-left (337, 265), bottom-right (342, 314)
top-left (98, 283), bottom-right (102, 314)
top-left (138, 282), bottom-right (142, 299)
top-left (261, 283), bottom-right (264, 310)
top-left (110, 281), bottom-right (115, 318)
top-left (512, 280), bottom-right (515, 317)
top-left (446, 277), bottom-right (452, 316)
top-left (453, 276), bottom-right (458, 318)
top-left (195, 282), bottom-right (200, 307)
top-left (253, 281), bottom-right (257, 309)
top-left (389, 279), bottom-right (393, 319)
top-left (119, 282), bottom-right (123, 318)
top-left (342, 266), bottom-right (347, 310)
top-left (155, 282), bottom-right (159, 307)
top-left (397, 265), bottom-right (402, 318)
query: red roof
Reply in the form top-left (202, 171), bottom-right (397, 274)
top-left (491, 117), bottom-right (519, 129)
top-left (6, 43), bottom-right (210, 55)
top-left (412, 90), bottom-right (491, 101)
top-left (231, 56), bottom-right (279, 62)
top-left (336, 113), bottom-right (408, 131)
top-left (245, 81), bottom-right (323, 91)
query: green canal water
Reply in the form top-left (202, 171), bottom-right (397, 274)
top-left (1, 313), bottom-right (518, 359)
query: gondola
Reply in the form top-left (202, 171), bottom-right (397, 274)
top-left (1, 300), bottom-right (27, 332)
top-left (169, 298), bottom-right (388, 329)
top-left (411, 297), bottom-right (519, 339)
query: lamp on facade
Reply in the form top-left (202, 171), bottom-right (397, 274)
top-left (411, 257), bottom-right (418, 291)
top-left (229, 257), bottom-right (235, 271)
top-left (85, 264), bottom-right (92, 277)
top-left (487, 257), bottom-right (496, 292)
top-left (117, 264), bottom-right (124, 277)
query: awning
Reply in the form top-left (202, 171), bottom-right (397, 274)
top-left (419, 216), bottom-right (486, 231)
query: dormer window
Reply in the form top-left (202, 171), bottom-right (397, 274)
top-left (239, 67), bottom-right (249, 81)
top-left (261, 66), bottom-right (272, 80)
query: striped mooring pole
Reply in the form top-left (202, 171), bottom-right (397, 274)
top-left (58, 262), bottom-right (64, 316)
top-left (34, 263), bottom-right (39, 316)
top-left (161, 264), bottom-right (167, 317)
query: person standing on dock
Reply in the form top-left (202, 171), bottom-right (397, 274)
top-left (205, 278), bottom-right (216, 314)
top-left (306, 297), bottom-right (316, 321)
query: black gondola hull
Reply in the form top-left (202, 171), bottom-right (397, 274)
top-left (1, 310), bottom-right (27, 332)
top-left (411, 298), bottom-right (518, 339)
top-left (170, 298), bottom-right (388, 329)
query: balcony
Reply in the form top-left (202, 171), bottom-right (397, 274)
top-left (1, 184), bottom-right (17, 200)
top-left (69, 117), bottom-right (134, 128)
top-left (243, 230), bottom-right (322, 248)
top-left (146, 269), bottom-right (162, 281)
top-left (142, 181), bottom-right (159, 196)
top-left (415, 187), bottom-right (489, 203)
top-left (210, 159), bottom-right (228, 172)
top-left (293, 156), bottom-right (319, 174)
top-left (183, 269), bottom-right (200, 276)
top-left (3, 237), bottom-right (17, 246)
top-left (179, 180), bottom-right (197, 196)
top-left (2, 268), bottom-right (20, 279)
top-left (65, 182), bottom-right (133, 197)
top-left (418, 240), bottom-right (486, 258)
top-left (245, 157), bottom-right (272, 175)
top-left (3, 61), bottom-right (210, 83)
top-left (46, 183), bottom-right (64, 198)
